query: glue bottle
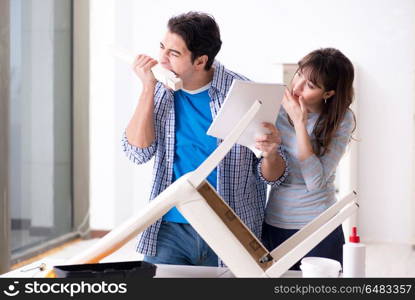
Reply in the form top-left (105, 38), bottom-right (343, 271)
top-left (342, 226), bottom-right (366, 277)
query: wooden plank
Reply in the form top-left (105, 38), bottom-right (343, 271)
top-left (197, 182), bottom-right (272, 270)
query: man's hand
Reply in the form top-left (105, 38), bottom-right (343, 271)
top-left (255, 122), bottom-right (281, 159)
top-left (132, 54), bottom-right (158, 88)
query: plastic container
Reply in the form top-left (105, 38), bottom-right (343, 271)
top-left (300, 257), bottom-right (341, 277)
top-left (343, 226), bottom-right (366, 277)
top-left (53, 261), bottom-right (157, 278)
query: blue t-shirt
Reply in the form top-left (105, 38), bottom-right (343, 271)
top-left (163, 85), bottom-right (217, 223)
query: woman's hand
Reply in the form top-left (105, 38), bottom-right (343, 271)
top-left (255, 122), bottom-right (281, 159)
top-left (282, 89), bottom-right (307, 127)
top-left (282, 89), bottom-right (315, 161)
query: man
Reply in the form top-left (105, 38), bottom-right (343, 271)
top-left (123, 11), bottom-right (287, 266)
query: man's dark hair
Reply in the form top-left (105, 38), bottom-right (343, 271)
top-left (168, 11), bottom-right (222, 70)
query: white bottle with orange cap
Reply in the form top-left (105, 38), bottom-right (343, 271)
top-left (342, 226), bottom-right (366, 277)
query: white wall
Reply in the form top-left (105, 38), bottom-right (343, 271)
top-left (90, 0), bottom-right (155, 230)
top-left (90, 0), bottom-right (116, 229)
top-left (90, 0), bottom-right (415, 244)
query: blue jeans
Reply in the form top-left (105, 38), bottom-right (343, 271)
top-left (144, 221), bottom-right (219, 266)
top-left (262, 223), bottom-right (345, 270)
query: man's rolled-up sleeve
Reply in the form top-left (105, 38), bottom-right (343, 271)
top-left (122, 132), bottom-right (157, 165)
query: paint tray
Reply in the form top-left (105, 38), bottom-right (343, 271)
top-left (53, 261), bottom-right (156, 278)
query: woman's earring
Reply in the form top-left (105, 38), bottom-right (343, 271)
top-left (324, 98), bottom-right (327, 104)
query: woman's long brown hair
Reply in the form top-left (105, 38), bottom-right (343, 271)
top-left (292, 48), bottom-right (356, 156)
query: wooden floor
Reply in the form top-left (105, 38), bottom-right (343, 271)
top-left (13, 238), bottom-right (415, 277)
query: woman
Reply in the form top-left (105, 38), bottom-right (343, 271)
top-left (262, 48), bottom-right (356, 269)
